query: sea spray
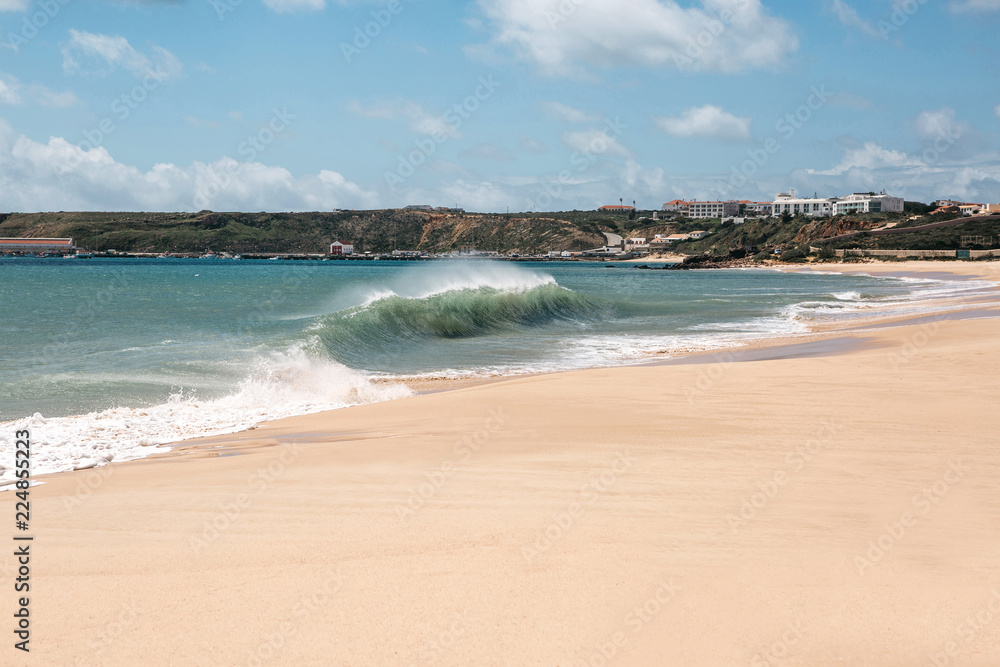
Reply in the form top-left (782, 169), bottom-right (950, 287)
top-left (0, 347), bottom-right (410, 487)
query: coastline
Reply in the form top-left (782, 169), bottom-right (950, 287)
top-left (382, 260), bottom-right (1000, 396)
top-left (22, 260), bottom-right (1000, 665)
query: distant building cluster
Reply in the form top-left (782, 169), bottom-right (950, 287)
top-left (932, 200), bottom-right (1000, 216)
top-left (655, 191), bottom-right (907, 220)
top-left (405, 205), bottom-right (466, 213)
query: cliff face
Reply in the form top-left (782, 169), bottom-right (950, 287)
top-left (0, 210), bottom-right (607, 254)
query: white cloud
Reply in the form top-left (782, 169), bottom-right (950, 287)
top-left (829, 0), bottom-right (881, 38)
top-left (914, 110), bottom-right (945, 138)
top-left (541, 101), bottom-right (601, 123)
top-left (31, 86), bottom-right (78, 108)
top-left (949, 0), bottom-right (1000, 12)
top-left (994, 104), bottom-right (1000, 118)
top-left (348, 99), bottom-right (461, 138)
top-left (473, 0), bottom-right (797, 77)
top-left (439, 180), bottom-right (511, 211)
top-left (263, 0), bottom-right (324, 13)
top-left (811, 141), bottom-right (924, 176)
top-left (0, 120), bottom-right (377, 212)
top-left (913, 107), bottom-right (967, 141)
top-left (796, 153), bottom-right (1000, 205)
top-left (0, 76), bottom-right (21, 105)
top-left (0, 73), bottom-right (78, 107)
top-left (62, 30), bottom-right (183, 81)
top-left (560, 128), bottom-right (632, 158)
top-left (655, 105), bottom-right (751, 141)
top-left (0, 0), bottom-right (30, 11)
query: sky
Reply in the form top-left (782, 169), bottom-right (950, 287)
top-left (0, 0), bottom-right (999, 213)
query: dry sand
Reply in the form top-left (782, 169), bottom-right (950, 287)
top-left (16, 261), bottom-right (1000, 666)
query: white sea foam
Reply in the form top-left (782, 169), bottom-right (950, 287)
top-left (354, 262), bottom-right (558, 308)
top-left (0, 347), bottom-right (411, 488)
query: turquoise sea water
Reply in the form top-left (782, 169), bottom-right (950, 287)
top-left (0, 257), bottom-right (989, 481)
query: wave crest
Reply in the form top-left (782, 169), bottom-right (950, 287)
top-left (316, 282), bottom-right (603, 349)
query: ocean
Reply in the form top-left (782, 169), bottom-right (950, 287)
top-left (0, 257), bottom-right (991, 484)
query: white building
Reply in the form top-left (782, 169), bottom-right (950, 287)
top-left (742, 202), bottom-right (773, 216)
top-left (649, 234), bottom-right (687, 250)
top-left (661, 199), bottom-right (689, 213)
top-left (773, 191), bottom-right (904, 217)
top-left (772, 192), bottom-right (836, 218)
top-left (625, 237), bottom-right (649, 252)
top-left (329, 241), bottom-right (354, 255)
top-left (686, 201), bottom-right (739, 219)
top-left (833, 193), bottom-right (904, 215)
top-left (687, 231), bottom-right (710, 240)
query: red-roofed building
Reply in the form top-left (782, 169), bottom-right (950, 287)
top-left (599, 205), bottom-right (636, 212)
top-left (0, 238), bottom-right (74, 254)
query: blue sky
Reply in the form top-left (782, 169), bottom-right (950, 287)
top-left (1, 0), bottom-right (999, 212)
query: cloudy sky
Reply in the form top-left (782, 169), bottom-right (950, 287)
top-left (1, 0), bottom-right (999, 212)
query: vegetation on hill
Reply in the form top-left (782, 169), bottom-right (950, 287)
top-left (1, 207), bottom-right (997, 256)
top-left (0, 210), bottom-right (606, 255)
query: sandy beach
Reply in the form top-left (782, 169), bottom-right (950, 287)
top-left (17, 261), bottom-right (1000, 666)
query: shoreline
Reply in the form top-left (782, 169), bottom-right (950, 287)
top-left (7, 260), bottom-right (999, 487)
top-left (380, 260), bottom-right (1000, 398)
top-left (26, 259), bottom-right (1000, 664)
